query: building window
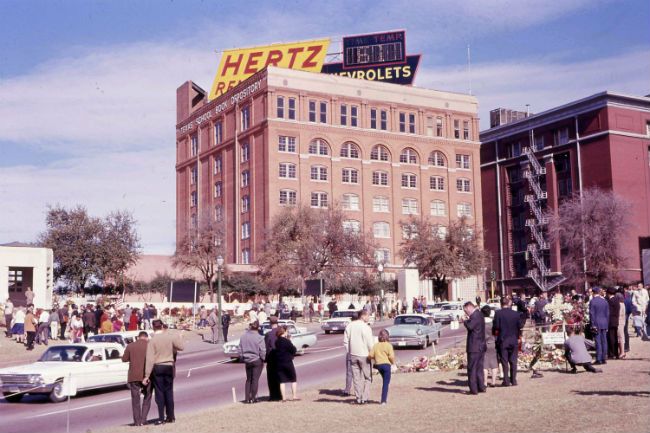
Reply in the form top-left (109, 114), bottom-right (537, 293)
top-left (311, 192), bottom-right (328, 208)
top-left (241, 195), bottom-right (250, 213)
top-left (242, 222), bottom-right (250, 239)
top-left (190, 135), bottom-right (198, 156)
top-left (456, 154), bottom-right (471, 169)
top-left (430, 200), bottom-right (446, 216)
top-left (400, 148), bottom-right (418, 164)
top-left (340, 142), bottom-right (360, 159)
top-left (214, 181), bottom-right (222, 198)
top-left (507, 142), bottom-right (522, 158)
top-left (279, 189), bottom-right (297, 206)
top-left (371, 108), bottom-right (377, 129)
top-left (351, 106), bottom-right (358, 127)
top-left (435, 225), bottom-right (447, 239)
top-left (214, 121), bottom-right (223, 145)
top-left (277, 96), bottom-right (285, 118)
top-left (401, 198), bottom-right (419, 215)
top-left (241, 143), bottom-right (250, 162)
top-left (430, 176), bottom-right (445, 191)
top-left (429, 151), bottom-right (446, 167)
top-left (401, 173), bottom-right (417, 189)
top-left (375, 248), bottom-right (391, 264)
top-left (558, 178), bottom-right (573, 197)
top-left (342, 193), bottom-right (360, 211)
top-left (399, 112), bottom-right (406, 132)
top-left (436, 117), bottom-right (444, 137)
top-left (190, 191), bottom-right (197, 207)
top-left (373, 222), bottom-right (391, 238)
top-left (279, 163), bottom-right (297, 179)
top-left (426, 116), bottom-right (434, 136)
top-left (453, 120), bottom-right (460, 139)
top-left (372, 170), bottom-right (389, 186)
top-left (215, 205), bottom-right (223, 222)
top-left (309, 100), bottom-right (316, 122)
top-left (191, 214), bottom-right (197, 229)
top-left (402, 224), bottom-right (418, 240)
top-left (242, 249), bottom-right (251, 264)
top-left (319, 101), bottom-right (327, 123)
top-left (373, 196), bottom-right (389, 213)
top-left (241, 105), bottom-right (251, 131)
top-left (456, 178), bottom-right (471, 192)
top-left (408, 113), bottom-right (416, 134)
top-left (371, 145), bottom-right (390, 161)
top-left (342, 168), bottom-right (359, 184)
top-left (241, 170), bottom-right (250, 187)
top-left (380, 110), bottom-right (388, 130)
top-left (214, 156), bottom-right (222, 174)
top-left (310, 165), bottom-right (328, 181)
top-left (278, 135), bottom-right (296, 153)
top-left (463, 120), bottom-right (470, 140)
top-left (343, 220), bottom-right (361, 234)
top-left (190, 165), bottom-right (198, 185)
top-left (555, 127), bottom-right (569, 145)
top-left (288, 97), bottom-right (296, 120)
top-left (340, 104), bottom-right (347, 126)
top-left (308, 138), bottom-right (329, 156)
top-left (534, 134), bottom-right (545, 150)
top-left (457, 202), bottom-right (472, 217)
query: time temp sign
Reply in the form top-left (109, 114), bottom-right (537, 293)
top-left (343, 30), bottom-right (406, 69)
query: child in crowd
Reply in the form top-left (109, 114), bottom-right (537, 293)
top-left (369, 329), bottom-right (395, 405)
top-left (632, 311), bottom-right (645, 338)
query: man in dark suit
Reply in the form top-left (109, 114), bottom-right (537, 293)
top-left (606, 288), bottom-right (620, 359)
top-left (463, 301), bottom-right (487, 395)
top-left (589, 287), bottom-right (610, 364)
top-left (264, 316), bottom-right (282, 401)
top-left (122, 331), bottom-right (153, 426)
top-left (493, 297), bottom-right (523, 386)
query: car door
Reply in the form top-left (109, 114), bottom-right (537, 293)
top-left (104, 346), bottom-right (129, 386)
top-left (76, 348), bottom-right (107, 389)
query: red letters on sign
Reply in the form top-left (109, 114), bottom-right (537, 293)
top-left (264, 50), bottom-right (283, 68)
top-left (286, 47), bottom-right (304, 68)
top-left (221, 53), bottom-right (243, 75)
top-left (244, 51), bottom-right (263, 74)
top-left (303, 45), bottom-right (322, 68)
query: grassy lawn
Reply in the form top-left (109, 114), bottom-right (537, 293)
top-left (98, 338), bottom-right (650, 433)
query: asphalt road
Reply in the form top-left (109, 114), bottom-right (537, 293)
top-left (0, 320), bottom-right (467, 433)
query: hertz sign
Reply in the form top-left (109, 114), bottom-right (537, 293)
top-left (209, 39), bottom-right (330, 100)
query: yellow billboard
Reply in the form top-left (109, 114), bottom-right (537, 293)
top-left (209, 39), bottom-right (330, 100)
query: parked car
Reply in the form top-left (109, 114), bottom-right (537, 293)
top-left (321, 310), bottom-right (358, 334)
top-left (385, 314), bottom-right (442, 349)
top-left (433, 303), bottom-right (465, 323)
top-left (0, 343), bottom-right (128, 403)
top-left (87, 330), bottom-right (153, 347)
top-left (425, 302), bottom-right (450, 315)
top-left (223, 322), bottom-right (317, 360)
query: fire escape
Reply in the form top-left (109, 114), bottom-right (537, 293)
top-left (523, 142), bottom-right (565, 291)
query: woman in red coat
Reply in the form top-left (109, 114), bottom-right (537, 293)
top-left (128, 310), bottom-right (139, 331)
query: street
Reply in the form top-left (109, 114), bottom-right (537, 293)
top-left (0, 321), bottom-right (466, 433)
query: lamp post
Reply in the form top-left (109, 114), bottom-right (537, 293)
top-left (377, 262), bottom-right (384, 297)
top-left (216, 255), bottom-right (224, 343)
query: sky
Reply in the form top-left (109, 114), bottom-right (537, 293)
top-left (0, 0), bottom-right (649, 254)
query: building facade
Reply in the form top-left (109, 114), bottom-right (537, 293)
top-left (480, 92), bottom-right (650, 295)
top-left (0, 245), bottom-right (54, 308)
top-left (176, 67), bottom-right (482, 296)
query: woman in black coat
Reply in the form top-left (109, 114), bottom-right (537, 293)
top-left (275, 326), bottom-right (298, 401)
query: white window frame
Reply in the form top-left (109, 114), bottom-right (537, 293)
top-left (241, 106), bottom-right (251, 131)
top-left (456, 178), bottom-right (471, 193)
top-left (429, 151), bottom-right (446, 167)
top-left (401, 198), bottom-right (419, 215)
top-left (400, 148), bottom-right (418, 164)
top-left (279, 189), bottom-right (297, 206)
top-left (457, 202), bottom-right (472, 218)
top-left (342, 193), bottom-right (360, 211)
top-left (430, 176), bottom-right (445, 191)
top-left (278, 136), bottom-right (296, 153)
top-left (310, 192), bottom-right (328, 208)
top-left (430, 200), bottom-right (446, 216)
top-left (373, 222), bottom-right (391, 238)
top-left (372, 170), bottom-right (389, 186)
top-left (342, 168), bottom-right (359, 184)
top-left (455, 154), bottom-right (471, 170)
top-left (373, 196), bottom-right (389, 213)
top-left (279, 163), bottom-right (297, 179)
top-left (401, 173), bottom-right (417, 189)
top-left (241, 222), bottom-right (250, 239)
top-left (310, 165), bottom-right (328, 182)
top-left (308, 139), bottom-right (329, 156)
top-left (371, 145), bottom-right (390, 161)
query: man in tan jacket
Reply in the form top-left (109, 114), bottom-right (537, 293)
top-left (122, 331), bottom-right (152, 426)
top-left (143, 320), bottom-right (183, 425)
top-left (24, 306), bottom-right (38, 350)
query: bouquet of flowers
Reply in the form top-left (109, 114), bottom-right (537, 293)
top-left (428, 349), bottom-right (466, 371)
top-left (544, 294), bottom-right (573, 322)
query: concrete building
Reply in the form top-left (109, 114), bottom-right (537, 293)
top-left (0, 244), bottom-right (54, 308)
top-left (176, 66), bottom-right (483, 301)
top-left (480, 92), bottom-right (650, 295)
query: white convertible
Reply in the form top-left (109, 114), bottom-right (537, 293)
top-left (223, 321), bottom-right (317, 360)
top-left (0, 342), bottom-right (128, 403)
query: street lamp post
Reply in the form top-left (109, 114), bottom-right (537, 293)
top-left (377, 262), bottom-right (384, 296)
top-left (216, 255), bottom-right (224, 343)
top-left (377, 263), bottom-right (384, 320)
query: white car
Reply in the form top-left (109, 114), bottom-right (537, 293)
top-left (223, 322), bottom-right (317, 360)
top-left (425, 302), bottom-right (450, 315)
top-left (433, 303), bottom-right (465, 323)
top-left (321, 310), bottom-right (362, 334)
top-left (87, 330), bottom-right (153, 347)
top-left (0, 342), bottom-right (128, 403)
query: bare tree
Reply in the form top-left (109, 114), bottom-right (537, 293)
top-left (547, 187), bottom-right (630, 287)
top-left (257, 205), bottom-right (376, 293)
top-left (399, 216), bottom-right (485, 300)
top-left (97, 210), bottom-right (141, 288)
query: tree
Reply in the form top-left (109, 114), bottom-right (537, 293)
top-left (547, 187), bottom-right (630, 287)
top-left (399, 216), bottom-right (486, 300)
top-left (257, 205), bottom-right (376, 293)
top-left (172, 214), bottom-right (225, 301)
top-left (97, 210), bottom-right (141, 289)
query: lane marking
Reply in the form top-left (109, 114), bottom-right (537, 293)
top-left (29, 397), bottom-right (131, 418)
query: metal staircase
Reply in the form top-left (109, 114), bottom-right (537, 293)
top-left (523, 143), bottom-right (565, 291)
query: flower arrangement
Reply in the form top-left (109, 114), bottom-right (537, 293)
top-left (544, 294), bottom-right (573, 322)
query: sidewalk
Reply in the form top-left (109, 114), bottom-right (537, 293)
top-left (102, 337), bottom-right (650, 433)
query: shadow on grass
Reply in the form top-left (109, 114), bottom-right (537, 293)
top-left (314, 398), bottom-right (357, 404)
top-left (572, 390), bottom-right (650, 397)
top-left (415, 386), bottom-right (466, 394)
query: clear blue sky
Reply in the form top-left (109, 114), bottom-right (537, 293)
top-left (0, 0), bottom-right (649, 253)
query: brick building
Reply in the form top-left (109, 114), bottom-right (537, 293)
top-left (480, 92), bottom-right (650, 295)
top-left (175, 67), bottom-right (483, 298)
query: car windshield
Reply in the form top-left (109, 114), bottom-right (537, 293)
top-left (332, 311), bottom-right (356, 319)
top-left (441, 305), bottom-right (459, 310)
top-left (88, 335), bottom-right (123, 345)
top-left (39, 346), bottom-right (86, 362)
top-left (430, 303), bottom-right (447, 308)
top-left (394, 316), bottom-right (427, 326)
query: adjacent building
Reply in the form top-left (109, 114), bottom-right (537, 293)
top-left (0, 244), bottom-right (54, 308)
top-left (176, 66), bottom-right (483, 300)
top-left (480, 92), bottom-right (650, 295)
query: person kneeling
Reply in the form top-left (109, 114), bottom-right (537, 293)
top-left (564, 326), bottom-right (602, 374)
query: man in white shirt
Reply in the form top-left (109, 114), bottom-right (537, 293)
top-left (248, 308), bottom-right (258, 324)
top-left (4, 299), bottom-right (14, 337)
top-left (343, 310), bottom-right (374, 404)
top-left (257, 309), bottom-right (267, 326)
top-left (633, 284), bottom-right (649, 321)
top-left (36, 309), bottom-right (50, 345)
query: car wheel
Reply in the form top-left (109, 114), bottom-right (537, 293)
top-left (421, 338), bottom-right (428, 349)
top-left (324, 330), bottom-right (330, 334)
top-left (3, 392), bottom-right (23, 403)
top-left (298, 346), bottom-right (306, 355)
top-left (49, 381), bottom-right (66, 403)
